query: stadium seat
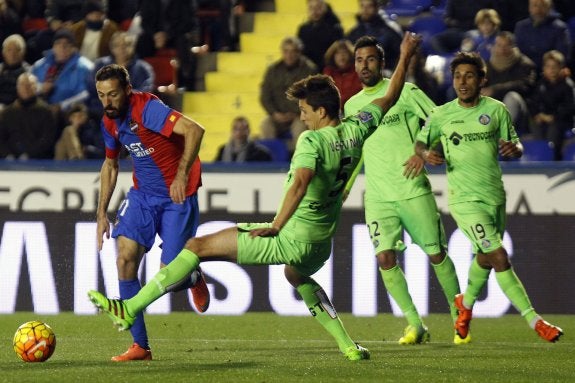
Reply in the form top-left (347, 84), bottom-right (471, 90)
top-left (408, 14), bottom-right (447, 55)
top-left (385, 0), bottom-right (432, 17)
top-left (520, 140), bottom-right (554, 162)
top-left (562, 141), bottom-right (575, 161)
top-left (255, 139), bottom-right (290, 162)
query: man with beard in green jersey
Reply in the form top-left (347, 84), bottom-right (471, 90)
top-left (344, 36), bottom-right (462, 345)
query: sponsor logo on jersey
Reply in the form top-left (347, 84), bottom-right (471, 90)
top-left (124, 142), bottom-right (155, 157)
top-left (449, 132), bottom-right (463, 145)
top-left (463, 130), bottom-right (497, 142)
top-left (478, 114), bottom-right (491, 125)
top-left (381, 113), bottom-right (400, 125)
top-left (357, 111), bottom-right (373, 123)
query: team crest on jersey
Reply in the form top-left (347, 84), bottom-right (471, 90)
top-left (129, 120), bottom-right (138, 132)
top-left (357, 111), bottom-right (373, 123)
top-left (481, 239), bottom-right (491, 248)
top-left (478, 114), bottom-right (491, 125)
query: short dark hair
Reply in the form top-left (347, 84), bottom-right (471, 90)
top-left (354, 35), bottom-right (385, 62)
top-left (286, 74), bottom-right (341, 120)
top-left (450, 51), bottom-right (486, 78)
top-left (95, 64), bottom-right (131, 88)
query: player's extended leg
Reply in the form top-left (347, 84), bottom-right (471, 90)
top-left (89, 227), bottom-right (239, 329)
top-left (284, 266), bottom-right (369, 361)
top-left (487, 248), bottom-right (563, 343)
top-left (113, 236), bottom-right (151, 361)
top-left (378, 250), bottom-right (429, 345)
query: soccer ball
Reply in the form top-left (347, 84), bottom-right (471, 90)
top-left (13, 320), bottom-right (56, 362)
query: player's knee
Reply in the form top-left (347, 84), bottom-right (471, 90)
top-left (428, 251), bottom-right (446, 265)
top-left (486, 247), bottom-right (511, 271)
top-left (377, 250), bottom-right (397, 270)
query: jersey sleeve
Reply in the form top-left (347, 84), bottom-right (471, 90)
top-left (291, 131), bottom-right (319, 171)
top-left (405, 84), bottom-right (436, 119)
top-left (141, 98), bottom-right (182, 137)
top-left (417, 113), bottom-right (436, 147)
top-left (498, 105), bottom-right (520, 144)
top-left (100, 120), bottom-right (121, 159)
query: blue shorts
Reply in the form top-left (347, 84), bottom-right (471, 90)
top-left (112, 188), bottom-right (199, 264)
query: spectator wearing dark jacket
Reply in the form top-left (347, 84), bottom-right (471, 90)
top-left (346, 0), bottom-right (402, 69)
top-left (297, 0), bottom-right (343, 71)
top-left (215, 116), bottom-right (272, 162)
top-left (514, 0), bottom-right (571, 74)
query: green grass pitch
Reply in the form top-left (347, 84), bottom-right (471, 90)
top-left (1, 313), bottom-right (572, 383)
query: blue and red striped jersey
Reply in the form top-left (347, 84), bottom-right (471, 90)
top-left (101, 91), bottom-right (202, 197)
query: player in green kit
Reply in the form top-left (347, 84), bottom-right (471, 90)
top-left (343, 36), bottom-right (462, 345)
top-left (87, 32), bottom-right (422, 360)
top-left (414, 51), bottom-right (563, 343)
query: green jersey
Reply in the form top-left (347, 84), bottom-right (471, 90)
top-left (279, 103), bottom-right (383, 243)
top-left (417, 96), bottom-right (520, 206)
top-left (344, 80), bottom-right (436, 201)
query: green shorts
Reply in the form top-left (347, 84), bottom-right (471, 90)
top-left (364, 193), bottom-right (446, 255)
top-left (449, 201), bottom-right (506, 253)
top-left (235, 223), bottom-right (332, 277)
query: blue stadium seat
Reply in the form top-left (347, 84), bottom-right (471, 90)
top-left (408, 14), bottom-right (447, 55)
top-left (385, 0), bottom-right (432, 17)
top-left (520, 140), bottom-right (554, 162)
top-left (562, 141), bottom-right (575, 161)
top-left (255, 139), bottom-right (290, 162)
top-left (431, 0), bottom-right (447, 16)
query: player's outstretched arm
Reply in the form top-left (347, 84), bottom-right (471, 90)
top-left (371, 32), bottom-right (421, 114)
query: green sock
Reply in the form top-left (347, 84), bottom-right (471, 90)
top-left (495, 268), bottom-right (537, 323)
top-left (463, 257), bottom-right (491, 308)
top-left (296, 280), bottom-right (355, 353)
top-left (126, 249), bottom-right (200, 315)
top-left (431, 255), bottom-right (460, 322)
top-left (380, 265), bottom-right (422, 328)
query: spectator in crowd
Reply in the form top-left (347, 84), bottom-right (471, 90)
top-left (31, 28), bottom-right (94, 115)
top-left (259, 36), bottom-right (317, 152)
top-left (68, 0), bottom-right (119, 62)
top-left (215, 116), bottom-right (273, 162)
top-left (346, 0), bottom-right (403, 70)
top-left (527, 50), bottom-right (575, 160)
top-left (514, 0), bottom-right (571, 74)
top-left (461, 8), bottom-right (501, 62)
top-left (0, 72), bottom-right (58, 160)
top-left (297, 0), bottom-right (344, 71)
top-left (45, 0), bottom-right (86, 26)
top-left (322, 39), bottom-right (362, 107)
top-left (25, 16), bottom-right (66, 63)
top-left (133, 0), bottom-right (201, 91)
top-left (482, 31), bottom-right (537, 135)
top-left (430, 0), bottom-right (498, 54)
top-left (54, 102), bottom-right (88, 160)
top-left (0, 0), bottom-right (22, 44)
top-left (0, 34), bottom-right (30, 109)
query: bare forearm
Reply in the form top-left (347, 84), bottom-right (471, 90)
top-left (175, 117), bottom-right (205, 178)
top-left (97, 159), bottom-right (119, 218)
